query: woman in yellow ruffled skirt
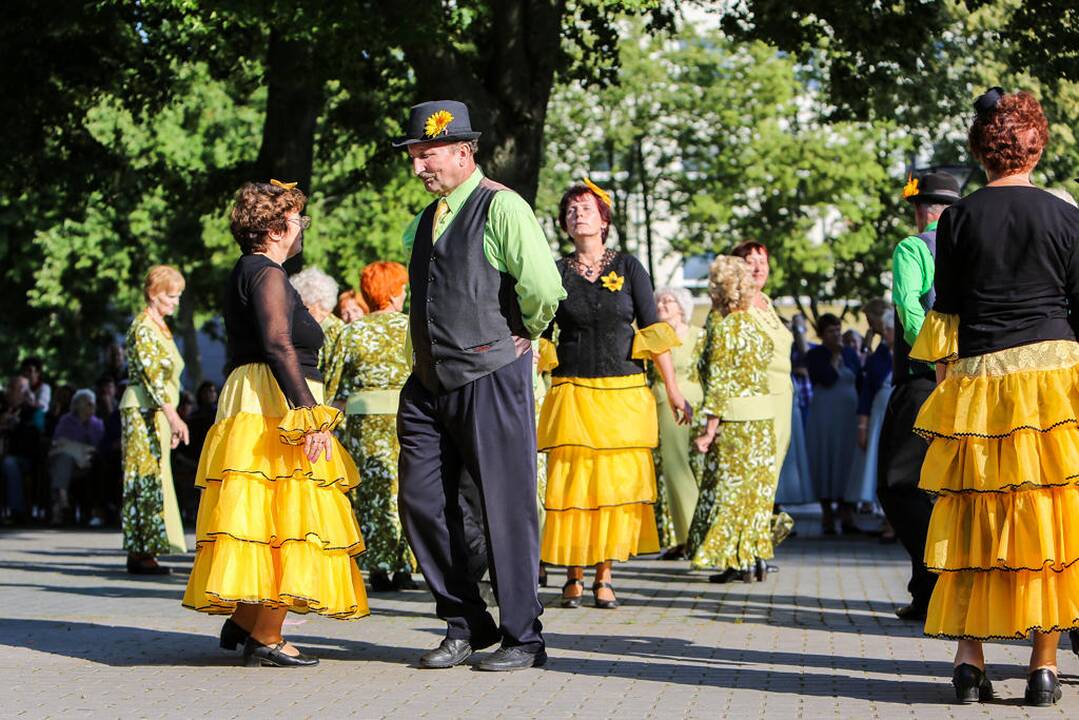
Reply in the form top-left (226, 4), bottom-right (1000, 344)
top-left (909, 89), bottom-right (1079, 706)
top-left (538, 181), bottom-right (688, 609)
top-left (182, 181), bottom-right (368, 667)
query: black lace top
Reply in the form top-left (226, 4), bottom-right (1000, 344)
top-left (224, 254), bottom-right (324, 407)
top-left (543, 252), bottom-right (658, 378)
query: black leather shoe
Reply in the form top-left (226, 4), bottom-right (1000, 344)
top-left (476, 646), bottom-right (548, 672)
top-left (952, 663), bottom-right (993, 704)
top-left (894, 604), bottom-right (927, 621)
top-left (1024, 668), bottom-right (1062, 707)
top-left (560, 578), bottom-right (584, 608)
top-left (369, 570), bottom-right (395, 592)
top-left (126, 556), bottom-right (170, 575)
top-left (242, 638), bottom-right (318, 668)
top-left (419, 636), bottom-right (497, 669)
top-left (392, 571), bottom-right (418, 590)
top-left (592, 581), bottom-right (618, 610)
top-left (1069, 629), bottom-right (1079, 658)
top-left (219, 618), bottom-right (250, 651)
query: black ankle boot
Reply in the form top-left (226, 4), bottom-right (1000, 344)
top-left (1024, 668), bottom-right (1062, 707)
top-left (952, 663), bottom-right (993, 704)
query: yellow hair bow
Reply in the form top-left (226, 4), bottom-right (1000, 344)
top-left (270, 178), bottom-right (298, 190)
top-left (902, 173), bottom-right (919, 199)
top-left (583, 177), bottom-right (613, 207)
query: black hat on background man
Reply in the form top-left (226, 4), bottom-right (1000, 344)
top-left (903, 171), bottom-right (961, 205)
top-left (392, 100), bottom-right (482, 148)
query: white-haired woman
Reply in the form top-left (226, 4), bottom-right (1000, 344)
top-left (48, 388), bottom-right (104, 524)
top-left (290, 266), bottom-right (343, 381)
top-left (846, 302), bottom-right (894, 512)
top-left (652, 286), bottom-right (703, 555)
top-left (687, 256), bottom-right (788, 583)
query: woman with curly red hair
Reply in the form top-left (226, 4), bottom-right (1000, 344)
top-left (325, 261), bottom-right (415, 592)
top-left (910, 89), bottom-right (1079, 705)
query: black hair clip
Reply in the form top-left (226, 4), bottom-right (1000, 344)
top-left (974, 87), bottom-right (1005, 115)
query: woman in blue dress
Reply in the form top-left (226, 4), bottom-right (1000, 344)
top-left (847, 303), bottom-right (894, 509)
top-left (804, 313), bottom-right (861, 534)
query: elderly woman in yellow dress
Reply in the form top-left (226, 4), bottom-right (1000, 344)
top-left (325, 261), bottom-right (415, 593)
top-left (120, 265), bottom-right (190, 575)
top-left (651, 286), bottom-right (703, 556)
top-left (687, 255), bottom-right (788, 583)
top-left (539, 180), bottom-right (688, 609)
top-left (183, 180), bottom-right (368, 668)
top-left (290, 267), bottom-right (344, 376)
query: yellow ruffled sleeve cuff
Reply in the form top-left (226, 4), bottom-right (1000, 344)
top-left (538, 338), bottom-right (559, 373)
top-left (910, 310), bottom-right (959, 364)
top-left (631, 322), bottom-right (681, 360)
top-left (278, 405), bottom-right (344, 445)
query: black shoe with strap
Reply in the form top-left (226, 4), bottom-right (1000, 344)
top-left (560, 578), bottom-right (584, 608)
top-left (476, 645), bottom-right (548, 672)
top-left (1024, 668), bottom-right (1062, 707)
top-left (592, 581), bottom-right (618, 609)
top-left (219, 618), bottom-right (250, 651)
top-left (1069, 629), bottom-right (1079, 658)
top-left (952, 663), bottom-right (994, 704)
top-left (242, 638), bottom-right (319, 668)
top-left (894, 604), bottom-right (928, 621)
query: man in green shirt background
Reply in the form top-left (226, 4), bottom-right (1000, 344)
top-left (877, 171), bottom-right (961, 622)
top-left (393, 100), bottom-right (565, 673)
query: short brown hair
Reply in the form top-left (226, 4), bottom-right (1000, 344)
top-left (558, 184), bottom-right (612, 242)
top-left (731, 241), bottom-right (769, 259)
top-left (707, 255), bottom-right (753, 315)
top-left (229, 182), bottom-right (307, 254)
top-left (968, 91), bottom-right (1048, 177)
top-left (143, 265), bottom-right (185, 302)
top-left (360, 261), bottom-right (409, 311)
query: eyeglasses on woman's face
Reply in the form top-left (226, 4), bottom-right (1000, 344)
top-left (287, 215), bottom-right (312, 230)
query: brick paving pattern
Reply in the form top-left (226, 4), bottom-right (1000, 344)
top-left (0, 518), bottom-right (1074, 719)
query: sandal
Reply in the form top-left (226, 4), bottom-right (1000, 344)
top-left (560, 578), bottom-right (584, 608)
top-left (592, 581), bottom-right (618, 610)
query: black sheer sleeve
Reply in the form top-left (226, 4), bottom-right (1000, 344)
top-left (250, 265), bottom-right (319, 408)
top-left (625, 255), bottom-right (659, 327)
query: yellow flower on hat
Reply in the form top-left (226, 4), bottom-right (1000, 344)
top-left (270, 178), bottom-right (298, 190)
top-left (601, 271), bottom-right (624, 292)
top-left (583, 177), bottom-right (613, 207)
top-left (902, 173), bottom-right (919, 199)
top-left (424, 110), bottom-right (455, 138)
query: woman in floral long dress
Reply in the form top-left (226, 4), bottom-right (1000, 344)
top-left (687, 256), bottom-right (784, 583)
top-left (120, 265), bottom-right (190, 574)
top-left (325, 261), bottom-right (415, 593)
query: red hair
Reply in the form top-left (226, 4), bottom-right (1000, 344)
top-left (336, 289), bottom-right (368, 317)
top-left (558, 185), bottom-right (612, 242)
top-left (968, 91), bottom-right (1048, 177)
top-left (360, 261), bottom-right (409, 311)
top-left (731, 241), bottom-right (769, 260)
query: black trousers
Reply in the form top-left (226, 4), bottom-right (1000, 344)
top-left (877, 376), bottom-right (937, 609)
top-left (397, 352), bottom-right (543, 650)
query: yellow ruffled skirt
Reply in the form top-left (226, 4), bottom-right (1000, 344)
top-left (538, 374), bottom-right (659, 566)
top-left (912, 325), bottom-right (1079, 640)
top-left (182, 363), bottom-right (369, 620)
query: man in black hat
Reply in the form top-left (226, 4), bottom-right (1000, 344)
top-left (392, 100), bottom-right (565, 671)
top-left (877, 171), bottom-right (961, 621)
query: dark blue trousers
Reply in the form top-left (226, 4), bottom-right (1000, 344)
top-left (397, 352), bottom-right (544, 651)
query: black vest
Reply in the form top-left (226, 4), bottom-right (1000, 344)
top-left (892, 229), bottom-right (937, 385)
top-left (409, 180), bottom-right (527, 393)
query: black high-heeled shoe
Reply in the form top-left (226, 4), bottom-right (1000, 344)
top-left (592, 581), bottom-right (618, 609)
top-left (219, 618), bottom-right (250, 651)
top-left (560, 578), bottom-right (584, 608)
top-left (754, 558), bottom-right (777, 581)
top-left (1069, 629), bottom-right (1079, 658)
top-left (242, 638), bottom-right (319, 668)
top-left (952, 663), bottom-right (993, 704)
top-left (1024, 668), bottom-right (1062, 707)
top-left (392, 571), bottom-right (418, 590)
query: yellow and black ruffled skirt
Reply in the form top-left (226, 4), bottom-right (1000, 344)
top-left (182, 363), bottom-right (369, 620)
top-left (912, 312), bottom-right (1079, 640)
top-left (538, 373), bottom-right (660, 566)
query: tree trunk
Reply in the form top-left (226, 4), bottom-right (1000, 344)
top-left (177, 293), bottom-right (203, 389)
top-left (635, 136), bottom-right (656, 281)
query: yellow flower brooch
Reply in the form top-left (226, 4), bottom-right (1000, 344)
top-left (601, 271), bottom-right (625, 292)
top-left (902, 173), bottom-right (919, 199)
top-left (424, 110), bottom-right (455, 138)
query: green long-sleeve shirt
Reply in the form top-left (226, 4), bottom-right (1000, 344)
top-left (892, 219), bottom-right (938, 347)
top-left (402, 167), bottom-right (566, 339)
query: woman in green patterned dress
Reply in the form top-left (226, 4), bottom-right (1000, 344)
top-left (686, 255), bottom-right (780, 584)
top-left (325, 261), bottom-right (414, 592)
top-left (120, 265), bottom-right (190, 575)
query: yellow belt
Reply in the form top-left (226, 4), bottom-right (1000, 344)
top-left (722, 394), bottom-right (777, 422)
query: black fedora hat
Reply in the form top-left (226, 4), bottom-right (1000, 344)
top-left (903, 171), bottom-right (961, 205)
top-left (392, 100), bottom-right (482, 148)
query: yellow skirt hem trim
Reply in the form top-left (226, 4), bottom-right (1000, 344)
top-left (195, 531), bottom-right (366, 554)
top-left (925, 623), bottom-right (1079, 642)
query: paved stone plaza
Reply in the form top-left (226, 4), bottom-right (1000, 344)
top-left (0, 518), bottom-right (1074, 719)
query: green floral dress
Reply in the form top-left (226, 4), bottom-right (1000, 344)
top-left (120, 310), bottom-right (188, 556)
top-left (325, 312), bottom-right (414, 573)
top-left (320, 313), bottom-right (346, 384)
top-left (685, 309), bottom-right (777, 571)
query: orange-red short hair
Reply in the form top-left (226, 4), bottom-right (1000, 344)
top-left (336, 289), bottom-right (369, 317)
top-left (143, 265), bottom-right (185, 303)
top-left (968, 91), bottom-right (1048, 177)
top-left (360, 262), bottom-right (409, 311)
